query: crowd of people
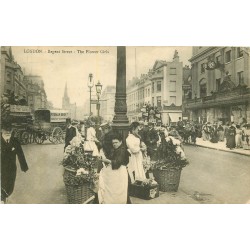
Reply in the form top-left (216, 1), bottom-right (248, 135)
top-left (172, 117), bottom-right (250, 150)
top-left (199, 120), bottom-right (249, 150)
top-left (64, 118), bottom-right (187, 204)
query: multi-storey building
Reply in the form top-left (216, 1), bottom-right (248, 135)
top-left (127, 51), bottom-right (183, 125)
top-left (100, 85), bottom-right (116, 122)
top-left (23, 75), bottom-right (47, 112)
top-left (1, 46), bottom-right (26, 98)
top-left (185, 47), bottom-right (250, 124)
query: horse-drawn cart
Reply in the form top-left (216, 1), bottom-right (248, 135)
top-left (10, 105), bottom-right (33, 145)
top-left (33, 109), bottom-right (69, 144)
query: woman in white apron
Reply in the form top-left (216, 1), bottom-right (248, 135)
top-left (126, 122), bottom-right (146, 183)
top-left (84, 122), bottom-right (99, 156)
top-left (98, 133), bottom-right (130, 204)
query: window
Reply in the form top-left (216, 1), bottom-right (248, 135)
top-left (200, 83), bottom-right (207, 97)
top-left (216, 78), bottom-right (221, 91)
top-left (237, 71), bottom-right (244, 84)
top-left (148, 88), bottom-right (150, 97)
top-left (170, 68), bottom-right (176, 75)
top-left (170, 81), bottom-right (176, 92)
top-left (152, 82), bottom-right (154, 93)
top-left (216, 55), bottom-right (221, 63)
top-left (152, 97), bottom-right (154, 106)
top-left (225, 50), bottom-right (231, 63)
top-left (169, 96), bottom-right (176, 105)
top-left (157, 81), bottom-right (161, 92)
top-left (157, 96), bottom-right (161, 108)
top-left (237, 47), bottom-right (243, 58)
top-left (201, 63), bottom-right (205, 73)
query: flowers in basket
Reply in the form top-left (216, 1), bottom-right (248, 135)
top-left (153, 132), bottom-right (189, 170)
top-left (62, 136), bottom-right (98, 186)
top-left (141, 178), bottom-right (158, 187)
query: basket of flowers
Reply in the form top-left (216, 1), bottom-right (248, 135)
top-left (152, 132), bottom-right (189, 192)
top-left (62, 136), bottom-right (98, 204)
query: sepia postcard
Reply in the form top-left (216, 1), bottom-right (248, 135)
top-left (1, 46), bottom-right (250, 204)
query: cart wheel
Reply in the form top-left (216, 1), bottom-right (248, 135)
top-left (52, 127), bottom-right (63, 144)
top-left (21, 132), bottom-right (29, 145)
top-left (35, 133), bottom-right (45, 144)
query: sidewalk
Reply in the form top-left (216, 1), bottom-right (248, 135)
top-left (188, 138), bottom-right (250, 156)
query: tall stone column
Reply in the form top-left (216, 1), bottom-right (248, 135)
top-left (112, 46), bottom-right (130, 143)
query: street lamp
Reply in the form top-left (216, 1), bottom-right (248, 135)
top-left (95, 80), bottom-right (102, 126)
top-left (87, 73), bottom-right (94, 117)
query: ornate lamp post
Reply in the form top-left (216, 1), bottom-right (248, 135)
top-left (87, 73), bottom-right (94, 117)
top-left (112, 46), bottom-right (130, 143)
top-left (95, 80), bottom-right (102, 126)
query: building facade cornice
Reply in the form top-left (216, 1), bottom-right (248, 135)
top-left (189, 47), bottom-right (223, 63)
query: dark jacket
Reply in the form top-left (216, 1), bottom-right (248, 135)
top-left (1, 135), bottom-right (28, 200)
top-left (64, 126), bottom-right (77, 150)
top-left (110, 144), bottom-right (130, 170)
top-left (100, 129), bottom-right (114, 159)
top-left (138, 127), bottom-right (148, 143)
top-left (145, 128), bottom-right (159, 150)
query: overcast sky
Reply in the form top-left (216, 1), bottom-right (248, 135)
top-left (11, 46), bottom-right (192, 108)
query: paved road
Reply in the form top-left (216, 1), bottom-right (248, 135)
top-left (7, 142), bottom-right (250, 204)
top-left (180, 144), bottom-right (250, 204)
top-left (8, 142), bottom-right (67, 204)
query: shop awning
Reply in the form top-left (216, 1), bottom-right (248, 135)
top-left (169, 113), bottom-right (181, 122)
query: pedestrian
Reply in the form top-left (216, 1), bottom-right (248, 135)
top-left (224, 122), bottom-right (230, 143)
top-left (210, 124), bottom-right (219, 143)
top-left (176, 117), bottom-right (184, 139)
top-left (99, 122), bottom-right (114, 160)
top-left (85, 121), bottom-right (99, 156)
top-left (235, 124), bottom-right (243, 148)
top-left (126, 122), bottom-right (146, 183)
top-left (98, 133), bottom-right (130, 204)
top-left (217, 123), bottom-right (224, 141)
top-left (64, 118), bottom-right (77, 151)
top-left (190, 123), bottom-right (197, 144)
top-left (80, 121), bottom-right (85, 139)
top-left (1, 121), bottom-right (29, 203)
top-left (144, 121), bottom-right (159, 161)
top-left (138, 120), bottom-right (147, 143)
top-left (226, 124), bottom-right (236, 150)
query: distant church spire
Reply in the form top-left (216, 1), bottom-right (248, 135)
top-left (63, 82), bottom-right (69, 98)
top-left (62, 82), bottom-right (70, 109)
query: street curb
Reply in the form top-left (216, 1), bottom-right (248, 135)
top-left (186, 143), bottom-right (250, 157)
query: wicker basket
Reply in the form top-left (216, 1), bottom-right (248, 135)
top-left (63, 167), bottom-right (95, 204)
top-left (153, 167), bottom-right (182, 192)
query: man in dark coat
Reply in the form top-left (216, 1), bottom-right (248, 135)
top-left (226, 124), bottom-right (236, 149)
top-left (1, 122), bottom-right (29, 203)
top-left (145, 122), bottom-right (159, 161)
top-left (64, 119), bottom-right (77, 151)
top-left (138, 121), bottom-right (148, 143)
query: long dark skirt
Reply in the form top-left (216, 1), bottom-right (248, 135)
top-left (226, 135), bottom-right (236, 149)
